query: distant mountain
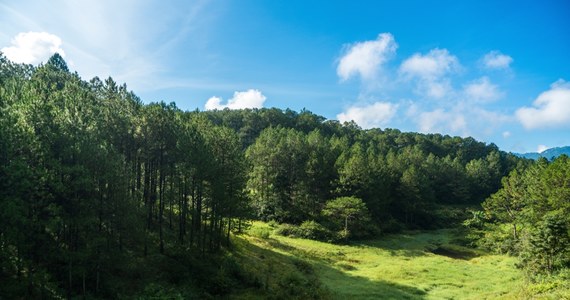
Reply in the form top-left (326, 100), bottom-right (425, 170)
top-left (514, 146), bottom-right (570, 160)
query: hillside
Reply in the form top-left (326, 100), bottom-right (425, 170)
top-left (234, 222), bottom-right (568, 299)
top-left (2, 54), bottom-right (568, 299)
top-left (515, 146), bottom-right (570, 160)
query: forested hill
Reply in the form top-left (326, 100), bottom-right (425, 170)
top-left (0, 53), bottom-right (525, 298)
top-left (515, 146), bottom-right (570, 160)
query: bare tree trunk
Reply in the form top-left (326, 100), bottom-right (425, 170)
top-left (159, 163), bottom-right (165, 254)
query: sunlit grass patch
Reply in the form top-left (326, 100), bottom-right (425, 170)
top-left (241, 222), bottom-right (525, 299)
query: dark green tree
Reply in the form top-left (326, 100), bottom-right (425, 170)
top-left (520, 213), bottom-right (570, 275)
top-left (321, 196), bottom-right (372, 239)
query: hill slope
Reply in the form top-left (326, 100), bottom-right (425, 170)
top-left (515, 146), bottom-right (570, 160)
top-left (236, 223), bottom-right (525, 299)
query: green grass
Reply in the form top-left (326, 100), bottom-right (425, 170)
top-left (235, 222), bottom-right (527, 299)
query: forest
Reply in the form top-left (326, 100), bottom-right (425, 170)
top-left (1, 53), bottom-right (568, 298)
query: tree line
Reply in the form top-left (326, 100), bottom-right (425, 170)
top-left (466, 155), bottom-right (570, 279)
top-left (0, 54), bottom-right (249, 297)
top-left (203, 109), bottom-right (522, 234)
top-left (1, 53), bottom-right (526, 297)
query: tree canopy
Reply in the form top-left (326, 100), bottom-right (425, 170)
top-left (0, 53), bottom-right (537, 298)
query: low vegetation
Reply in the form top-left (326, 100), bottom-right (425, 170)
top-left (242, 223), bottom-right (519, 299)
top-left (243, 222), bottom-right (569, 299)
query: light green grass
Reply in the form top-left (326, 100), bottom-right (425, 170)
top-left (238, 222), bottom-right (527, 299)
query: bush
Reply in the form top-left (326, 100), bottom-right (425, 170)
top-left (249, 226), bottom-right (271, 239)
top-left (275, 221), bottom-right (336, 242)
top-left (298, 220), bottom-right (335, 241)
top-left (274, 269), bottom-right (329, 299)
top-left (476, 223), bottom-right (519, 254)
top-left (518, 213), bottom-right (570, 277)
top-left (267, 220), bottom-right (279, 228)
top-left (275, 223), bottom-right (299, 237)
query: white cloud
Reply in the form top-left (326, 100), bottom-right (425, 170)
top-left (516, 79), bottom-right (570, 129)
top-left (337, 33), bottom-right (397, 81)
top-left (463, 76), bottom-right (502, 102)
top-left (205, 89), bottom-right (266, 110)
top-left (1, 31), bottom-right (65, 64)
top-left (337, 102), bottom-right (398, 129)
top-left (502, 131), bottom-right (511, 138)
top-left (0, 1), bottom-right (211, 92)
top-left (423, 79), bottom-right (453, 99)
top-left (417, 108), bottom-right (467, 135)
top-left (399, 48), bottom-right (460, 98)
top-left (471, 107), bottom-right (513, 135)
top-left (537, 145), bottom-right (549, 153)
top-left (409, 103), bottom-right (511, 138)
top-left (400, 48), bottom-right (459, 80)
top-left (482, 50), bottom-right (513, 70)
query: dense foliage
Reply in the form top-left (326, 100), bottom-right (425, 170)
top-left (0, 53), bottom-right (528, 298)
top-left (469, 156), bottom-right (570, 280)
top-left (0, 54), bottom-right (249, 298)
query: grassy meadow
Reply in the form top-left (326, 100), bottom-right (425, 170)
top-left (231, 222), bottom-right (529, 299)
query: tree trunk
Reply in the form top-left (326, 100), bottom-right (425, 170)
top-left (226, 214), bottom-right (232, 247)
top-left (512, 223), bottom-right (518, 240)
top-left (189, 177), bottom-right (196, 246)
top-left (169, 168), bottom-right (174, 230)
top-left (178, 175), bottom-right (185, 244)
top-left (159, 165), bottom-right (165, 254)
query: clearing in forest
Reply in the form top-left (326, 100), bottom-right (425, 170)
top-left (236, 223), bottom-right (524, 299)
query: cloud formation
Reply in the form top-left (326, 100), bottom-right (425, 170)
top-left (337, 33), bottom-right (397, 81)
top-left (463, 77), bottom-right (502, 102)
top-left (337, 102), bottom-right (398, 129)
top-left (417, 108), bottom-right (467, 135)
top-left (409, 103), bottom-right (511, 138)
top-left (482, 50), bottom-right (513, 70)
top-left (1, 31), bottom-right (65, 64)
top-left (399, 48), bottom-right (460, 98)
top-left (400, 48), bottom-right (459, 79)
top-left (516, 79), bottom-right (570, 129)
top-left (1, 1), bottom-right (212, 92)
top-left (205, 89), bottom-right (267, 110)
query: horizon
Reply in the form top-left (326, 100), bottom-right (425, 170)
top-left (2, 0), bottom-right (569, 153)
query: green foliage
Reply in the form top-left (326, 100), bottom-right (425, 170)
top-left (249, 226), bottom-right (272, 239)
top-left (298, 220), bottom-right (335, 241)
top-left (46, 53), bottom-right (69, 72)
top-left (0, 54), bottom-right (251, 298)
top-left (476, 156), bottom-right (570, 282)
top-left (0, 53), bottom-right (528, 298)
top-left (321, 196), bottom-right (375, 239)
top-left (247, 224), bottom-right (526, 299)
top-left (275, 221), bottom-right (336, 242)
top-left (519, 213), bottom-right (570, 277)
top-left (274, 223), bottom-right (299, 237)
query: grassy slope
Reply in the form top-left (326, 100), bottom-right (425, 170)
top-left (234, 222), bottom-right (525, 299)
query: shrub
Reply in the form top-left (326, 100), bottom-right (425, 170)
top-left (275, 221), bottom-right (336, 242)
top-left (519, 213), bottom-right (570, 277)
top-left (249, 226), bottom-right (271, 239)
top-left (274, 223), bottom-right (299, 237)
top-left (298, 220), bottom-right (334, 241)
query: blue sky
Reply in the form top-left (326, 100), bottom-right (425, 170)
top-left (1, 0), bottom-right (569, 153)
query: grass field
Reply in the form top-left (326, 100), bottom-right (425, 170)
top-left (233, 222), bottom-right (527, 299)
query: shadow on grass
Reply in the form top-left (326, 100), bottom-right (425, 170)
top-left (351, 229), bottom-right (481, 260)
top-left (313, 259), bottom-right (427, 300)
top-left (348, 234), bottom-right (430, 258)
top-left (238, 236), bottom-right (427, 299)
top-left (429, 245), bottom-right (479, 260)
